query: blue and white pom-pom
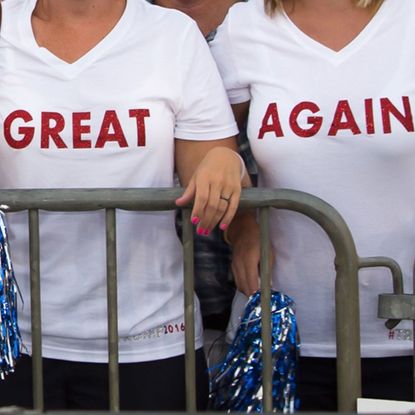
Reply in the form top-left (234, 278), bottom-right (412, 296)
top-left (0, 211), bottom-right (21, 379)
top-left (210, 290), bottom-right (299, 413)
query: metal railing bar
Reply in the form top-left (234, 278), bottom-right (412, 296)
top-left (182, 209), bottom-right (196, 412)
top-left (0, 189), bottom-right (181, 212)
top-left (106, 209), bottom-right (120, 411)
top-left (259, 207), bottom-right (273, 412)
top-left (0, 187), bottom-right (376, 212)
top-left (358, 256), bottom-right (404, 295)
top-left (29, 209), bottom-right (43, 412)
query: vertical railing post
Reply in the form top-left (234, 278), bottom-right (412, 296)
top-left (335, 256), bottom-right (361, 410)
top-left (106, 208), bottom-right (119, 411)
top-left (182, 208), bottom-right (197, 412)
top-left (29, 209), bottom-right (43, 412)
top-left (259, 207), bottom-right (273, 412)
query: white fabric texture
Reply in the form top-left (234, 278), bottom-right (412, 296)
top-left (0, 0), bottom-right (238, 362)
top-left (211, 0), bottom-right (415, 358)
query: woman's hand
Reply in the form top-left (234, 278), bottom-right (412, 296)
top-left (175, 141), bottom-right (244, 234)
top-left (226, 211), bottom-right (275, 296)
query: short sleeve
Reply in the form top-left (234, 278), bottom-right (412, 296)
top-left (209, 13), bottom-right (251, 105)
top-left (174, 22), bottom-right (238, 140)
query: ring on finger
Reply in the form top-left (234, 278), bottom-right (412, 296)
top-left (220, 194), bottom-right (231, 202)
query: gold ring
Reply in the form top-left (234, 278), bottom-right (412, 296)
top-left (220, 195), bottom-right (231, 202)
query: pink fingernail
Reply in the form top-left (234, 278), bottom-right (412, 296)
top-left (197, 228), bottom-right (205, 235)
top-left (191, 216), bottom-right (200, 225)
top-left (220, 223), bottom-right (228, 231)
top-left (204, 229), bottom-right (210, 236)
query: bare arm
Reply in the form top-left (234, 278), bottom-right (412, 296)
top-left (226, 101), bottom-right (264, 295)
top-left (232, 101), bottom-right (250, 131)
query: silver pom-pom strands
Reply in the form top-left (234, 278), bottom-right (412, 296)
top-left (0, 211), bottom-right (21, 379)
top-left (210, 290), bottom-right (299, 413)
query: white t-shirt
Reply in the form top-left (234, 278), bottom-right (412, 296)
top-left (0, 0), bottom-right (238, 362)
top-left (211, 0), bottom-right (415, 358)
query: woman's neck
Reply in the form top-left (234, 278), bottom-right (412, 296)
top-left (284, 0), bottom-right (382, 16)
top-left (156, 0), bottom-right (208, 10)
top-left (32, 0), bottom-right (126, 64)
top-left (283, 0), bottom-right (382, 52)
top-left (34, 0), bottom-right (126, 24)
top-left (285, 0), bottom-right (356, 12)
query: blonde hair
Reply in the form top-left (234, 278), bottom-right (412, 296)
top-left (265, 0), bottom-right (383, 16)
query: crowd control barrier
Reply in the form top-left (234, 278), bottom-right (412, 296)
top-left (0, 187), bottom-right (409, 412)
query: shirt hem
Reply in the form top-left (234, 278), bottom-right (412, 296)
top-left (301, 344), bottom-right (413, 358)
top-left (228, 91), bottom-right (251, 105)
top-left (174, 124), bottom-right (238, 140)
top-left (22, 337), bottom-right (204, 363)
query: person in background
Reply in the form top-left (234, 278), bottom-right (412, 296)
top-left (211, 0), bottom-right (414, 410)
top-left (0, 0), bottom-right (247, 410)
top-left (148, 0), bottom-right (237, 40)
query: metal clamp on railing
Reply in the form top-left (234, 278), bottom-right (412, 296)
top-left (379, 294), bottom-right (415, 322)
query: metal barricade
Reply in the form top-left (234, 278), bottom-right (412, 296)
top-left (0, 187), bottom-right (406, 413)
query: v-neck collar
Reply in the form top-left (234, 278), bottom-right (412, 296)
top-left (19, 0), bottom-right (133, 79)
top-left (279, 0), bottom-right (393, 65)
